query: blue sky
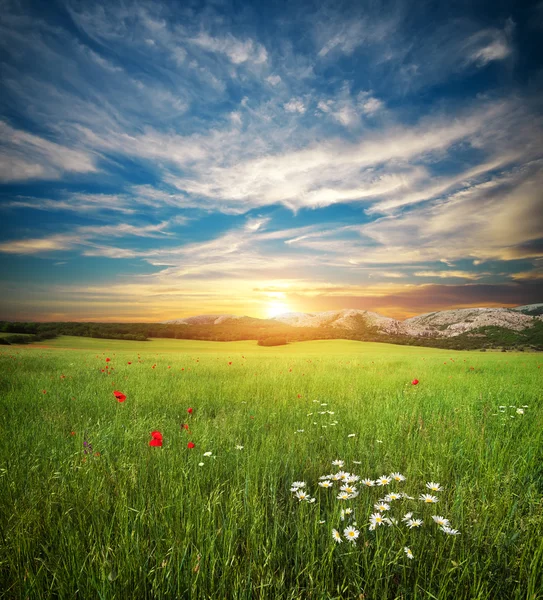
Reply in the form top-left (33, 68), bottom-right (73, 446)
top-left (0, 0), bottom-right (542, 321)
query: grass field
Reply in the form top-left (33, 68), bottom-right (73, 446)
top-left (1, 336), bottom-right (542, 599)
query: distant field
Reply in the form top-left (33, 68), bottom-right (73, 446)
top-left (1, 337), bottom-right (541, 599)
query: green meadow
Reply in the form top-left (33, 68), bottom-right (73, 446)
top-left (0, 336), bottom-right (542, 599)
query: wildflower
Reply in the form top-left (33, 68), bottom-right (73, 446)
top-left (336, 470), bottom-right (349, 481)
top-left (432, 515), bottom-right (450, 526)
top-left (291, 481), bottom-right (306, 489)
top-left (374, 502), bottom-right (390, 512)
top-left (369, 513), bottom-right (386, 528)
top-left (332, 529), bottom-right (342, 543)
top-left (402, 493), bottom-right (415, 500)
top-left (362, 478), bottom-right (375, 487)
top-left (346, 474), bottom-right (360, 483)
top-left (402, 512), bottom-right (413, 522)
top-left (295, 489), bottom-right (309, 501)
top-left (340, 508), bottom-right (353, 520)
top-left (113, 390), bottom-right (126, 402)
top-left (384, 517), bottom-right (398, 526)
top-left (106, 358), bottom-right (111, 362)
top-left (235, 445), bottom-right (244, 450)
top-left (340, 484), bottom-right (357, 495)
top-left (187, 407), bottom-right (193, 414)
top-left (198, 462), bottom-right (204, 466)
top-left (319, 520), bottom-right (326, 524)
top-left (406, 519), bottom-right (423, 528)
top-left (337, 491), bottom-right (351, 500)
top-left (319, 474), bottom-right (332, 480)
top-left (412, 379), bottom-right (419, 385)
top-left (203, 451), bottom-right (212, 457)
top-left (404, 547), bottom-right (414, 559)
top-left (319, 480), bottom-right (333, 488)
top-left (390, 472), bottom-right (406, 482)
top-left (344, 526), bottom-right (359, 542)
top-left (187, 442), bottom-right (195, 449)
top-left (377, 475), bottom-right (391, 486)
top-left (426, 482), bottom-right (443, 492)
top-left (441, 526), bottom-right (460, 535)
top-left (332, 459), bottom-right (344, 467)
top-left (384, 492), bottom-right (402, 501)
top-left (149, 431), bottom-right (163, 447)
top-left (516, 408), bottom-right (524, 414)
top-left (420, 494), bottom-right (439, 503)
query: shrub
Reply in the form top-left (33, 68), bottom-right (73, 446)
top-left (257, 336), bottom-right (287, 347)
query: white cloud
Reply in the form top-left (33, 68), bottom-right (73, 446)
top-left (266, 74), bottom-right (281, 85)
top-left (284, 98), bottom-right (306, 113)
top-left (190, 33), bottom-right (267, 65)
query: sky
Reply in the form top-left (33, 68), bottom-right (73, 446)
top-left (0, 0), bottom-right (542, 322)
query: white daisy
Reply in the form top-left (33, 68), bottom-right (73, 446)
top-left (384, 493), bottom-right (402, 501)
top-left (343, 526), bottom-right (360, 542)
top-left (404, 547), bottom-right (414, 560)
top-left (337, 491), bottom-right (351, 500)
top-left (406, 519), bottom-right (423, 528)
top-left (374, 502), bottom-right (391, 512)
top-left (420, 494), bottom-right (439, 504)
top-left (441, 526), bottom-right (460, 535)
top-left (295, 490), bottom-right (309, 501)
top-left (369, 513), bottom-right (386, 528)
top-left (432, 515), bottom-right (450, 527)
top-left (377, 475), bottom-right (391, 486)
top-left (390, 472), bottom-right (406, 482)
top-left (516, 408), bottom-right (524, 414)
top-left (346, 474), bottom-right (360, 483)
top-left (362, 478), bottom-right (375, 487)
top-left (340, 484), bottom-right (357, 495)
top-left (203, 451), bottom-right (212, 457)
top-left (291, 481), bottom-right (306, 489)
top-left (332, 459), bottom-right (344, 467)
top-left (332, 528), bottom-right (342, 543)
top-left (426, 482), bottom-right (443, 492)
top-left (319, 480), bottom-right (333, 488)
top-left (235, 445), bottom-right (244, 450)
top-left (402, 512), bottom-right (413, 522)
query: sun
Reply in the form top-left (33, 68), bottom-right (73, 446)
top-left (266, 301), bottom-right (291, 319)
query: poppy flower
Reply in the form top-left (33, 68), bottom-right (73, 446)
top-left (187, 407), bottom-right (193, 414)
top-left (181, 423), bottom-right (191, 432)
top-left (113, 390), bottom-right (127, 402)
top-left (106, 358), bottom-right (111, 362)
top-left (127, 362), bottom-right (132, 365)
top-left (151, 431), bottom-right (163, 441)
top-left (412, 379), bottom-right (419, 385)
top-left (187, 441), bottom-right (195, 449)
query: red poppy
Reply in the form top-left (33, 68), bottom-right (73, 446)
top-left (127, 361), bottom-right (132, 365)
top-left (411, 379), bottom-right (419, 385)
top-left (187, 441), bottom-right (195, 449)
top-left (151, 431), bottom-right (163, 441)
top-left (228, 361), bottom-right (232, 365)
top-left (149, 438), bottom-right (162, 447)
top-left (113, 390), bottom-right (127, 402)
top-left (187, 407), bottom-right (193, 414)
top-left (181, 423), bottom-right (191, 432)
top-left (106, 358), bottom-right (111, 362)
top-left (42, 390), bottom-right (47, 394)
top-left (70, 431), bottom-right (75, 436)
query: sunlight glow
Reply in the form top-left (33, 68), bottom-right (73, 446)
top-left (266, 302), bottom-right (291, 318)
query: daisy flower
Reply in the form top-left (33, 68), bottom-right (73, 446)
top-left (402, 493), bottom-right (415, 500)
top-left (295, 490), bottom-right (309, 501)
top-left (344, 526), bottom-right (360, 542)
top-left (235, 445), bottom-right (244, 450)
top-left (332, 529), bottom-right (342, 543)
top-left (384, 492), bottom-right (402, 501)
top-left (426, 482), bottom-right (443, 492)
top-left (319, 480), bottom-right (333, 488)
top-left (203, 451), bottom-right (213, 457)
top-left (332, 459), bottom-right (344, 467)
top-left (369, 513), bottom-right (386, 528)
top-left (406, 519), bottom-right (423, 529)
top-left (377, 475), bottom-right (391, 486)
top-left (441, 526), bottom-right (460, 535)
top-left (390, 472), bottom-right (406, 482)
top-left (432, 516), bottom-right (450, 527)
top-left (374, 502), bottom-right (390, 512)
top-left (340, 484), bottom-right (357, 495)
top-left (346, 474), bottom-right (360, 483)
top-left (420, 494), bottom-right (439, 504)
top-left (404, 547), bottom-right (414, 560)
top-left (337, 491), bottom-right (351, 500)
top-left (336, 471), bottom-right (349, 481)
top-left (516, 408), bottom-right (524, 415)
top-left (291, 481), bottom-right (306, 489)
top-left (362, 478), bottom-right (376, 487)
top-left (402, 512), bottom-right (413, 522)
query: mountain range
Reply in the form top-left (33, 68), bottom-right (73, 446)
top-left (163, 304), bottom-right (543, 343)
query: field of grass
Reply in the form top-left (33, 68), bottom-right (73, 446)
top-left (1, 336), bottom-right (542, 599)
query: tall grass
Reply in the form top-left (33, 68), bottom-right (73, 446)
top-left (0, 337), bottom-right (541, 599)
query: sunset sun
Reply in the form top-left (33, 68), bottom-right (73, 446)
top-left (266, 302), bottom-right (291, 319)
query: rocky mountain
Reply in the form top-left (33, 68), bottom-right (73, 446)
top-left (163, 305), bottom-right (542, 339)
